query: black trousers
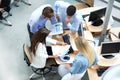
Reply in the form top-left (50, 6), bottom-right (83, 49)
top-left (27, 24), bottom-right (33, 43)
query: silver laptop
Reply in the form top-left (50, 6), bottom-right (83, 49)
top-left (100, 41), bottom-right (120, 58)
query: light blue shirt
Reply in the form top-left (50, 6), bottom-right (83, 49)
top-left (29, 4), bottom-right (57, 33)
top-left (69, 52), bottom-right (98, 74)
top-left (54, 1), bottom-right (83, 32)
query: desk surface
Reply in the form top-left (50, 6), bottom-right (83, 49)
top-left (81, 6), bottom-right (112, 33)
top-left (52, 30), bottom-right (98, 80)
top-left (95, 46), bottom-right (120, 67)
top-left (109, 27), bottom-right (120, 41)
top-left (79, 6), bottom-right (104, 15)
top-left (84, 16), bottom-right (111, 33)
top-left (52, 30), bottom-right (94, 64)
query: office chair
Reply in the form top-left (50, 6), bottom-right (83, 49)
top-left (23, 43), bottom-right (52, 80)
top-left (75, 0), bottom-right (94, 10)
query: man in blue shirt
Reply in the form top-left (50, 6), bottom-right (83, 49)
top-left (54, 0), bottom-right (83, 32)
top-left (27, 4), bottom-right (57, 40)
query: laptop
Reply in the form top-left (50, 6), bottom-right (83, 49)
top-left (49, 22), bottom-right (63, 35)
top-left (100, 41), bottom-right (120, 58)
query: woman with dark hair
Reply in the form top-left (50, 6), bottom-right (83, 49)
top-left (30, 28), bottom-right (66, 68)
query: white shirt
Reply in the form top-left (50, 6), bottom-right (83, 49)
top-left (31, 37), bottom-right (57, 68)
top-left (54, 0), bottom-right (83, 32)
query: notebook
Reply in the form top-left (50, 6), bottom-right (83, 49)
top-left (49, 22), bottom-right (63, 35)
top-left (100, 41), bottom-right (120, 58)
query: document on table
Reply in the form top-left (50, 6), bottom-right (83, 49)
top-left (52, 45), bottom-right (75, 63)
top-left (52, 45), bottom-right (70, 56)
top-left (49, 22), bottom-right (63, 35)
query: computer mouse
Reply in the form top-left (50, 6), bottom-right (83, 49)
top-left (63, 56), bottom-right (70, 60)
top-left (58, 54), bottom-right (70, 62)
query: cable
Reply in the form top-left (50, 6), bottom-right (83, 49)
top-left (109, 32), bottom-right (119, 39)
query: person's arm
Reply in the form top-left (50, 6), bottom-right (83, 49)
top-left (48, 55), bottom-right (58, 58)
top-left (90, 51), bottom-right (99, 70)
top-left (67, 16), bottom-right (83, 32)
top-left (46, 37), bottom-right (67, 45)
top-left (50, 15), bottom-right (57, 24)
top-left (92, 51), bottom-right (98, 66)
top-left (54, 1), bottom-right (61, 22)
top-left (69, 60), bottom-right (82, 74)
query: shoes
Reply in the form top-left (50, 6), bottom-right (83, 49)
top-left (0, 19), bottom-right (12, 26)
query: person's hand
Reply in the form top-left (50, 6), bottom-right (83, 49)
top-left (61, 42), bottom-right (67, 46)
top-left (65, 16), bottom-right (71, 24)
top-left (53, 55), bottom-right (59, 58)
top-left (65, 64), bottom-right (71, 69)
top-left (90, 65), bottom-right (100, 70)
top-left (65, 17), bottom-right (70, 24)
top-left (56, 14), bottom-right (60, 22)
top-left (57, 41), bottom-right (67, 46)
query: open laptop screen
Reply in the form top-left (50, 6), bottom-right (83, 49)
top-left (101, 41), bottom-right (120, 55)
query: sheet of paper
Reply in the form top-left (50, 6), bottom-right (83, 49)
top-left (49, 22), bottom-right (63, 35)
top-left (52, 45), bottom-right (70, 56)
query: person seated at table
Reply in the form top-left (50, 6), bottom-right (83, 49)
top-left (28, 4), bottom-right (57, 40)
top-left (58, 36), bottom-right (98, 80)
top-left (30, 28), bottom-right (66, 68)
top-left (54, 0), bottom-right (83, 32)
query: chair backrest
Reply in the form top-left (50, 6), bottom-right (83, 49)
top-left (84, 0), bottom-right (94, 7)
top-left (74, 0), bottom-right (94, 10)
top-left (23, 43), bottom-right (32, 66)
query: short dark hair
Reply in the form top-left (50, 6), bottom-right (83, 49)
top-left (67, 5), bottom-right (76, 16)
top-left (42, 7), bottom-right (54, 18)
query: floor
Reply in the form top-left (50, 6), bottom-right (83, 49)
top-left (0, 0), bottom-right (119, 80)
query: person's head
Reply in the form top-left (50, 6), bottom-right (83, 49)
top-left (66, 5), bottom-right (76, 17)
top-left (75, 36), bottom-right (95, 66)
top-left (31, 28), bottom-right (50, 55)
top-left (42, 7), bottom-right (54, 19)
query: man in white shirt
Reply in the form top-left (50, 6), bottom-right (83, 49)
top-left (54, 0), bottom-right (83, 32)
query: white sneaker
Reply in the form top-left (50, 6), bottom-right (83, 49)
top-left (0, 19), bottom-right (12, 26)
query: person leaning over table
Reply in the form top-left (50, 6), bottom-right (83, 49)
top-left (58, 36), bottom-right (98, 80)
top-left (27, 4), bottom-right (57, 41)
top-left (30, 28), bottom-right (66, 68)
top-left (54, 0), bottom-right (83, 33)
